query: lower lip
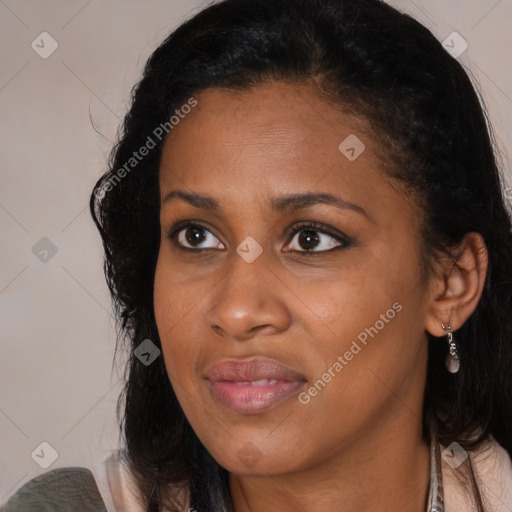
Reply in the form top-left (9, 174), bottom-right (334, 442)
top-left (208, 380), bottom-right (305, 414)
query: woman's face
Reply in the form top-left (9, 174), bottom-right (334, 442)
top-left (154, 82), bottom-right (432, 476)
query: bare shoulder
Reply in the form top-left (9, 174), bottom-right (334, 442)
top-left (2, 466), bottom-right (107, 511)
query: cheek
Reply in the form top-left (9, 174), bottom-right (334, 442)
top-left (153, 256), bottom-right (196, 374)
top-left (287, 238), bottom-right (421, 336)
top-left (153, 251), bottom-right (221, 390)
top-left (153, 246), bottom-right (209, 333)
top-left (291, 241), bottom-right (426, 393)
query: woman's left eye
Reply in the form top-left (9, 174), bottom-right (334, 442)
top-left (284, 223), bottom-right (348, 253)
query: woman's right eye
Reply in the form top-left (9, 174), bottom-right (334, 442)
top-left (167, 222), bottom-right (225, 251)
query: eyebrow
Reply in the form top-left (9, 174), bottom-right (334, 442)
top-left (162, 190), bottom-right (371, 220)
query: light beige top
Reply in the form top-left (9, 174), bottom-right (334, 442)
top-left (89, 438), bottom-right (512, 511)
top-left (442, 437), bottom-right (512, 511)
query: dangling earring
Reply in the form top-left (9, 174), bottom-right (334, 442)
top-left (441, 323), bottom-right (460, 373)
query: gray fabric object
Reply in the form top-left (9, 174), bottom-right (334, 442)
top-left (2, 467), bottom-right (107, 512)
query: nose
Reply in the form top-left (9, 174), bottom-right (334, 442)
top-left (206, 249), bottom-right (291, 342)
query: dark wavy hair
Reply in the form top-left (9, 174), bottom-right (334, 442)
top-left (89, 0), bottom-right (512, 510)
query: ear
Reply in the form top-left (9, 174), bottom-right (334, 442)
top-left (425, 232), bottom-right (488, 337)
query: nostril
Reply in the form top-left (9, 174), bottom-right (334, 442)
top-left (212, 325), bottom-right (223, 336)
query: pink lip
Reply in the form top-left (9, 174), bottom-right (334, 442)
top-left (205, 358), bottom-right (307, 414)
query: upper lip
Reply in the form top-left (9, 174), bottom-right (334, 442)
top-left (205, 357), bottom-right (306, 382)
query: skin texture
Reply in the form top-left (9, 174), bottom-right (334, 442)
top-left (153, 82), bottom-right (488, 512)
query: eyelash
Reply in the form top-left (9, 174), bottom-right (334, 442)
top-left (165, 220), bottom-right (351, 254)
top-left (287, 222), bottom-right (350, 253)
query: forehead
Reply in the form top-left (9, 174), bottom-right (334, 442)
top-left (163, 82), bottom-right (371, 151)
top-left (158, 82), bottom-right (401, 221)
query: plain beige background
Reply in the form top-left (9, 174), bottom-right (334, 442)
top-left (1, 0), bottom-right (511, 504)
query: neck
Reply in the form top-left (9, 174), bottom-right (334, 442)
top-left (229, 414), bottom-right (431, 512)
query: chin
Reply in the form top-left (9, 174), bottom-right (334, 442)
top-left (197, 432), bottom-right (306, 477)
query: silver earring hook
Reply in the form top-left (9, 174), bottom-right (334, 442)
top-left (441, 323), bottom-right (460, 373)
